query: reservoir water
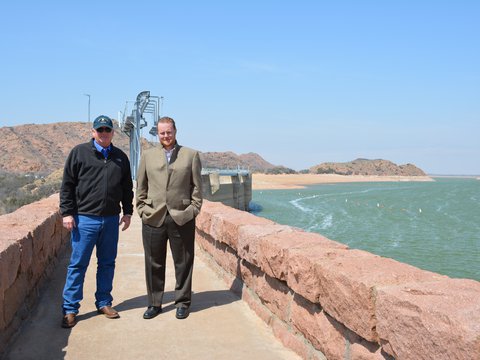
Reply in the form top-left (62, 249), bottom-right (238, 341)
top-left (251, 178), bottom-right (480, 281)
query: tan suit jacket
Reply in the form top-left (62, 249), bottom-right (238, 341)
top-left (136, 143), bottom-right (202, 226)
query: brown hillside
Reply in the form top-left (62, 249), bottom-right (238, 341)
top-left (200, 151), bottom-right (276, 172)
top-left (239, 153), bottom-right (276, 170)
top-left (0, 122), bottom-right (278, 175)
top-left (0, 122), bottom-right (130, 174)
top-left (310, 158), bottom-right (426, 176)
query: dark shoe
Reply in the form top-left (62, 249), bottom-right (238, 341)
top-left (175, 307), bottom-right (189, 319)
top-left (143, 306), bottom-right (162, 319)
top-left (97, 305), bottom-right (120, 319)
top-left (61, 313), bottom-right (77, 328)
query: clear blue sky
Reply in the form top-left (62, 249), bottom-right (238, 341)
top-left (1, 1), bottom-right (479, 174)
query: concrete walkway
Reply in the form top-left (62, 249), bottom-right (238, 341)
top-left (5, 214), bottom-right (300, 360)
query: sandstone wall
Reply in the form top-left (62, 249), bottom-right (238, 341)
top-left (0, 195), bottom-right (69, 356)
top-left (196, 200), bottom-right (480, 360)
top-left (1, 196), bottom-right (479, 359)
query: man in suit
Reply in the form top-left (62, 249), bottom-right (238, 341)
top-left (136, 116), bottom-right (203, 320)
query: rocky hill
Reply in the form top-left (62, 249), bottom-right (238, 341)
top-left (0, 122), bottom-right (131, 174)
top-left (1, 122), bottom-right (427, 179)
top-left (200, 151), bottom-right (276, 172)
top-left (310, 158), bottom-right (426, 176)
top-left (0, 122), bottom-right (278, 175)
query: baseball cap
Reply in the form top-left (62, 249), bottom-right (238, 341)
top-left (93, 115), bottom-right (113, 129)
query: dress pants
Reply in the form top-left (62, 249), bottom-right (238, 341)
top-left (142, 213), bottom-right (195, 309)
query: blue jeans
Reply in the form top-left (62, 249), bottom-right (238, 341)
top-left (62, 214), bottom-right (119, 315)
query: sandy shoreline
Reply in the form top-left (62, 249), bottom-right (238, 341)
top-left (252, 173), bottom-right (434, 190)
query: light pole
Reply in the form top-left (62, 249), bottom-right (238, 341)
top-left (83, 94), bottom-right (91, 123)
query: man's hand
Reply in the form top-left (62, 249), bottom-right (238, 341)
top-left (62, 215), bottom-right (76, 231)
top-left (119, 214), bottom-right (132, 231)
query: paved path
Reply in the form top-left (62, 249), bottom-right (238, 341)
top-left (5, 214), bottom-right (299, 360)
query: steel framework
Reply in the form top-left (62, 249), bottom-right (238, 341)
top-left (120, 91), bottom-right (163, 180)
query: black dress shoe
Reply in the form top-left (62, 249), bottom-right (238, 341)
top-left (143, 306), bottom-right (162, 319)
top-left (176, 307), bottom-right (189, 319)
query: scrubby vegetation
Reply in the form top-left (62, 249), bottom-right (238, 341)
top-left (316, 167), bottom-right (353, 175)
top-left (0, 171), bottom-right (61, 215)
top-left (265, 166), bottom-right (297, 174)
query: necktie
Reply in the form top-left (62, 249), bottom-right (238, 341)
top-left (101, 148), bottom-right (109, 159)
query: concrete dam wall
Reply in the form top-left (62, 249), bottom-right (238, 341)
top-left (201, 171), bottom-right (252, 211)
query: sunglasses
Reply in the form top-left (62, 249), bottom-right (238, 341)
top-left (96, 127), bottom-right (112, 133)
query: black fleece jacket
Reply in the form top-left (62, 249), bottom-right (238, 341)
top-left (60, 139), bottom-right (134, 217)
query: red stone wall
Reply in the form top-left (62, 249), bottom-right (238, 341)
top-left (1, 196), bottom-right (479, 359)
top-left (0, 195), bottom-right (69, 355)
top-left (196, 200), bottom-right (480, 360)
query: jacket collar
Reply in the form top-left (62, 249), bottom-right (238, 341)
top-left (160, 142), bottom-right (181, 164)
top-left (160, 141), bottom-right (179, 151)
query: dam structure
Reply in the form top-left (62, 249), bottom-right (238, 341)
top-left (120, 90), bottom-right (162, 180)
top-left (201, 169), bottom-right (252, 212)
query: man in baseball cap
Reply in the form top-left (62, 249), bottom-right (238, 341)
top-left (59, 113), bottom-right (133, 328)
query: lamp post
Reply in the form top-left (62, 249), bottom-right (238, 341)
top-left (83, 94), bottom-right (91, 123)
